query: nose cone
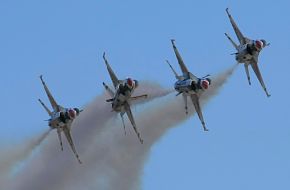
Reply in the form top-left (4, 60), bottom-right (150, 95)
top-left (74, 108), bottom-right (80, 115)
top-left (206, 78), bottom-right (212, 85)
top-left (134, 80), bottom-right (139, 88)
top-left (261, 39), bottom-right (267, 48)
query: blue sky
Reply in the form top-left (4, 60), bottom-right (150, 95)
top-left (0, 0), bottom-right (289, 189)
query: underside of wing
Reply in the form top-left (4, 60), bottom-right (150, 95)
top-left (190, 94), bottom-right (208, 131)
top-left (40, 75), bottom-right (60, 112)
top-left (62, 125), bottom-right (82, 164)
top-left (103, 52), bottom-right (119, 89)
top-left (250, 57), bottom-right (271, 97)
top-left (171, 39), bottom-right (189, 75)
top-left (124, 102), bottom-right (143, 143)
top-left (226, 8), bottom-right (247, 45)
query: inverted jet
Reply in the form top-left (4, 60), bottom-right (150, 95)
top-left (38, 75), bottom-right (82, 164)
top-left (102, 53), bottom-right (147, 144)
top-left (167, 39), bottom-right (211, 131)
top-left (225, 8), bottom-right (271, 97)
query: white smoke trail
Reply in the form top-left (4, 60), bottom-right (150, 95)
top-left (0, 129), bottom-right (51, 186)
top-left (3, 82), bottom-right (171, 190)
top-left (47, 65), bottom-right (237, 190)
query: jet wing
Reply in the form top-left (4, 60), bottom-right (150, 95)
top-left (226, 8), bottom-right (250, 45)
top-left (40, 75), bottom-right (60, 112)
top-left (250, 56), bottom-right (271, 97)
top-left (190, 94), bottom-right (208, 131)
top-left (171, 39), bottom-right (189, 75)
top-left (124, 102), bottom-right (143, 144)
top-left (103, 52), bottom-right (119, 89)
top-left (62, 125), bottom-right (82, 164)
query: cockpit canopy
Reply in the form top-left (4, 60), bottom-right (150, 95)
top-left (255, 39), bottom-right (267, 50)
top-left (200, 78), bottom-right (211, 90)
top-left (126, 78), bottom-right (138, 89)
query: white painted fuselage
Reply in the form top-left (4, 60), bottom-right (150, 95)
top-left (111, 84), bottom-right (135, 112)
top-left (235, 42), bottom-right (259, 64)
top-left (174, 79), bottom-right (198, 95)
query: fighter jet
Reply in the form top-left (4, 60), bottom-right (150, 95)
top-left (167, 39), bottom-right (211, 131)
top-left (38, 75), bottom-right (82, 164)
top-left (102, 52), bottom-right (147, 144)
top-left (225, 8), bottom-right (271, 97)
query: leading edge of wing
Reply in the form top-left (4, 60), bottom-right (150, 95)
top-left (225, 8), bottom-right (247, 45)
top-left (124, 102), bottom-right (143, 144)
top-left (171, 39), bottom-right (189, 75)
top-left (62, 125), bottom-right (82, 164)
top-left (103, 52), bottom-right (120, 89)
top-left (190, 94), bottom-right (208, 131)
top-left (39, 75), bottom-right (60, 112)
top-left (250, 59), bottom-right (271, 97)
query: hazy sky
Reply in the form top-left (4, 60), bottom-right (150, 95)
top-left (0, 0), bottom-right (290, 189)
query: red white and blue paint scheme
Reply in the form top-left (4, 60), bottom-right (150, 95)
top-left (102, 53), bottom-right (147, 144)
top-left (167, 39), bottom-right (211, 131)
top-left (38, 75), bottom-right (82, 164)
top-left (225, 8), bottom-right (271, 97)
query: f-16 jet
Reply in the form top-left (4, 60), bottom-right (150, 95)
top-left (38, 75), bottom-right (82, 164)
top-left (102, 52), bottom-right (147, 144)
top-left (167, 39), bottom-right (211, 131)
top-left (225, 8), bottom-right (271, 97)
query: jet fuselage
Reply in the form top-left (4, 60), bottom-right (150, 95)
top-left (174, 79), bottom-right (198, 95)
top-left (111, 82), bottom-right (136, 112)
top-left (174, 77), bottom-right (211, 95)
top-left (235, 41), bottom-right (263, 64)
top-left (48, 108), bottom-right (80, 129)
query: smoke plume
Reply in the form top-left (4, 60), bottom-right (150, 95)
top-left (1, 66), bottom-right (236, 190)
top-left (0, 129), bottom-right (51, 186)
top-left (2, 82), bottom-right (172, 190)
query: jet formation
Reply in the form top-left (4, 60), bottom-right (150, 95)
top-left (37, 8), bottom-right (271, 163)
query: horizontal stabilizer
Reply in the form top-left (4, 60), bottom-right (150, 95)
top-left (129, 94), bottom-right (148, 101)
top-left (103, 82), bottom-right (115, 98)
top-left (38, 99), bottom-right (52, 116)
top-left (176, 92), bottom-right (182, 96)
top-left (106, 98), bottom-right (114, 102)
top-left (103, 52), bottom-right (120, 89)
top-left (166, 60), bottom-right (183, 80)
top-left (225, 33), bottom-right (238, 50)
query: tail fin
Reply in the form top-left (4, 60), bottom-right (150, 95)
top-left (120, 113), bottom-right (127, 136)
top-left (57, 128), bottom-right (64, 151)
top-left (244, 64), bottom-right (251, 85)
top-left (38, 99), bottom-right (52, 116)
top-left (182, 93), bottom-right (188, 114)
